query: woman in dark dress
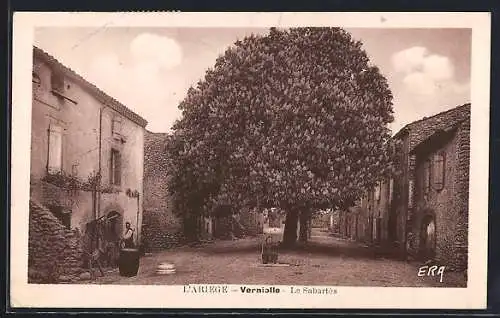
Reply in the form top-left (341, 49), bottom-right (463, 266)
top-left (122, 222), bottom-right (135, 248)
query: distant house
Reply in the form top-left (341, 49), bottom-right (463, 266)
top-left (344, 104), bottom-right (470, 271)
top-left (30, 46), bottom-right (147, 262)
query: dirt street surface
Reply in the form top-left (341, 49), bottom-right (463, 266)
top-left (88, 231), bottom-right (466, 287)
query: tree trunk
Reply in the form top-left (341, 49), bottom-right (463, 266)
top-left (299, 212), bottom-right (309, 243)
top-left (282, 209), bottom-right (299, 247)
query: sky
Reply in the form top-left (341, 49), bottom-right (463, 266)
top-left (34, 27), bottom-right (471, 134)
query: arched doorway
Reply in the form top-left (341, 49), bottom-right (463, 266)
top-left (419, 214), bottom-right (436, 261)
top-left (101, 211), bottom-right (122, 267)
top-left (105, 211), bottom-right (123, 242)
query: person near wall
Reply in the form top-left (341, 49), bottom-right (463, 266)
top-left (121, 222), bottom-right (135, 248)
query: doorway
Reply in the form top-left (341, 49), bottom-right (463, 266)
top-left (419, 214), bottom-right (436, 260)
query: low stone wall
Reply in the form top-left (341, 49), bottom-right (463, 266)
top-left (28, 200), bottom-right (86, 283)
top-left (142, 209), bottom-right (183, 251)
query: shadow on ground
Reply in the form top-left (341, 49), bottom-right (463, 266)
top-left (201, 236), bottom-right (404, 262)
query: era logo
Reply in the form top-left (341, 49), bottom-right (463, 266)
top-left (418, 265), bottom-right (445, 283)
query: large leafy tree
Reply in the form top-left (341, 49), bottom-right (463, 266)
top-left (167, 27), bottom-right (397, 245)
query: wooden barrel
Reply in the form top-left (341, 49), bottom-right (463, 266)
top-left (119, 248), bottom-right (140, 277)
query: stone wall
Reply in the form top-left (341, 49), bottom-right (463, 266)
top-left (142, 210), bottom-right (184, 250)
top-left (28, 200), bottom-right (85, 283)
top-left (453, 119), bottom-right (470, 272)
top-left (410, 116), bottom-right (470, 273)
top-left (143, 131), bottom-right (182, 249)
top-left (354, 103), bottom-right (471, 260)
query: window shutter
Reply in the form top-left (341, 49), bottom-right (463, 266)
top-left (408, 179), bottom-right (414, 208)
top-left (114, 151), bottom-right (122, 185)
top-left (434, 153), bottom-right (445, 191)
top-left (48, 125), bottom-right (62, 173)
top-left (423, 159), bottom-right (431, 194)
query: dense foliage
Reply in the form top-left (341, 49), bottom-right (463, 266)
top-left (167, 27), bottom-right (398, 242)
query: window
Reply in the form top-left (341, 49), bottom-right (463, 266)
top-left (423, 159), bottom-right (431, 194)
top-left (112, 117), bottom-right (123, 136)
top-left (110, 149), bottom-right (122, 186)
top-left (47, 124), bottom-right (62, 173)
top-left (50, 71), bottom-right (65, 93)
top-left (433, 152), bottom-right (445, 191)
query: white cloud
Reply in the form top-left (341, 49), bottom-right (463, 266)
top-left (392, 46), bottom-right (427, 74)
top-left (130, 33), bottom-right (183, 70)
top-left (422, 54), bottom-right (454, 81)
top-left (391, 46), bottom-right (466, 98)
top-left (85, 50), bottom-right (184, 133)
top-left (402, 72), bottom-right (436, 95)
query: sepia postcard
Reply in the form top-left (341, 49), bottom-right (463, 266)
top-left (10, 12), bottom-right (491, 309)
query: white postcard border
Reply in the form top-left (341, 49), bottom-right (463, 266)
top-left (10, 12), bottom-right (491, 309)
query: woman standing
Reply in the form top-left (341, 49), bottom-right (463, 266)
top-left (122, 222), bottom-right (135, 248)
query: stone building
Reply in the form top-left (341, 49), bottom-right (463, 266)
top-left (142, 131), bottom-right (183, 250)
top-left (354, 103), bottom-right (470, 270)
top-left (408, 110), bottom-right (470, 270)
top-left (30, 46), bottom-right (147, 279)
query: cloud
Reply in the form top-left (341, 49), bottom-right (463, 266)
top-left (130, 33), bottom-right (183, 70)
top-left (392, 46), bottom-right (428, 74)
top-left (422, 54), bottom-right (454, 81)
top-left (80, 33), bottom-right (189, 132)
top-left (391, 46), bottom-right (466, 97)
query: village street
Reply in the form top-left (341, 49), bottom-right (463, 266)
top-left (27, 29), bottom-right (471, 292)
top-left (89, 228), bottom-right (465, 287)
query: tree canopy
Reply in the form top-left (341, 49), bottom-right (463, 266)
top-left (167, 27), bottom-right (398, 235)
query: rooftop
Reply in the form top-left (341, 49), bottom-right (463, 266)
top-left (393, 103), bottom-right (471, 140)
top-left (33, 46), bottom-right (148, 128)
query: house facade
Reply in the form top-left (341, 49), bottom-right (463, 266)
top-left (349, 104), bottom-right (470, 270)
top-left (408, 112), bottom-right (470, 271)
top-left (30, 46), bottom-right (147, 255)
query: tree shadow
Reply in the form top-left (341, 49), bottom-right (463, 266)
top-left (201, 237), bottom-right (405, 262)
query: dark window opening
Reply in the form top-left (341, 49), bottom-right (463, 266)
top-left (104, 211), bottom-right (122, 242)
top-left (49, 205), bottom-right (71, 229)
top-left (50, 71), bottom-right (65, 93)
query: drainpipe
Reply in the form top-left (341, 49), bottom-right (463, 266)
top-left (136, 192), bottom-right (140, 245)
top-left (97, 106), bottom-right (103, 218)
top-left (94, 106), bottom-right (103, 250)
